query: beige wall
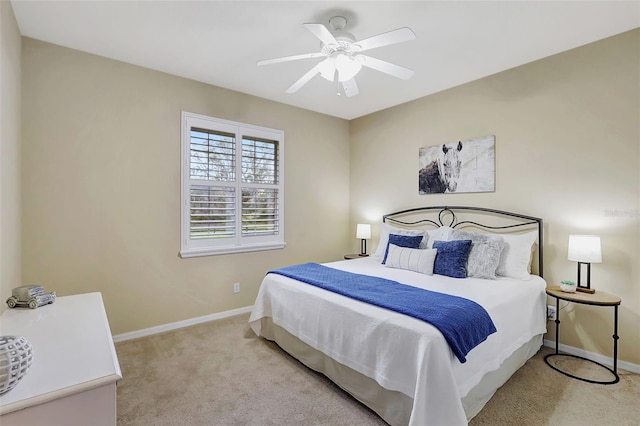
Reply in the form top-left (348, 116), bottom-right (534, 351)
top-left (350, 29), bottom-right (640, 365)
top-left (21, 38), bottom-right (351, 334)
top-left (0, 0), bottom-right (22, 313)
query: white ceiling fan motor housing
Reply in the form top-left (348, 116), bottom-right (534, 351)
top-left (318, 16), bottom-right (362, 82)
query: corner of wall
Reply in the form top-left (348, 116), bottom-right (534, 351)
top-left (0, 0), bottom-right (23, 312)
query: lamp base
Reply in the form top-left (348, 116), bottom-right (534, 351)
top-left (576, 263), bottom-right (596, 294)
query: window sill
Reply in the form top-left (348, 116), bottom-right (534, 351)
top-left (179, 242), bottom-right (286, 258)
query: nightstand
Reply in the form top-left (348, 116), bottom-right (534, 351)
top-left (344, 254), bottom-right (369, 260)
top-left (544, 285), bottom-right (621, 384)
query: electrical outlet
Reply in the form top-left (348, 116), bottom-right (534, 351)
top-left (233, 283), bottom-right (240, 293)
top-left (547, 305), bottom-right (557, 321)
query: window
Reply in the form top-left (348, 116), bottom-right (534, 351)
top-left (181, 112), bottom-right (285, 257)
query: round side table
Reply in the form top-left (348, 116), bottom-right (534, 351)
top-left (344, 254), bottom-right (369, 260)
top-left (544, 285), bottom-right (621, 385)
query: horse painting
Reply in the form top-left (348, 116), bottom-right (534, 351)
top-left (419, 141), bottom-right (463, 194)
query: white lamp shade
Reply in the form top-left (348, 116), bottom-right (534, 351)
top-left (318, 57), bottom-right (336, 81)
top-left (568, 235), bottom-right (602, 263)
top-left (335, 54), bottom-right (363, 82)
top-left (356, 224), bottom-right (371, 239)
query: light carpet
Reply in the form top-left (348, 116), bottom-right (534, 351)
top-left (115, 314), bottom-right (639, 425)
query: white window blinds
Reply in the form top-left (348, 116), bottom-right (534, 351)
top-left (181, 112), bottom-right (285, 257)
top-left (241, 136), bottom-right (279, 237)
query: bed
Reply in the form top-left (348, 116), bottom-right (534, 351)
top-left (249, 206), bottom-right (547, 425)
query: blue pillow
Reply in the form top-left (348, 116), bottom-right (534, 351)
top-left (432, 240), bottom-right (473, 278)
top-left (382, 234), bottom-right (424, 264)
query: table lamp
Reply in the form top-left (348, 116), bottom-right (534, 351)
top-left (568, 234), bottom-right (601, 294)
top-left (356, 224), bottom-right (371, 256)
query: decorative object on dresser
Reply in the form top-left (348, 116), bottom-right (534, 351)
top-left (356, 223), bottom-right (371, 256)
top-left (0, 336), bottom-right (33, 395)
top-left (6, 285), bottom-right (55, 309)
top-left (568, 234), bottom-right (602, 293)
top-left (419, 135), bottom-right (495, 194)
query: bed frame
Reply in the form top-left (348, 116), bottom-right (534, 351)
top-left (383, 205), bottom-right (544, 277)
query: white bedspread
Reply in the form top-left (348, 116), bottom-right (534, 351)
top-left (249, 257), bottom-right (547, 426)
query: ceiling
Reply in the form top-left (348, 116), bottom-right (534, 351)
top-left (10, 1), bottom-right (640, 120)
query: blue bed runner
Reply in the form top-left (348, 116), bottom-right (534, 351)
top-left (268, 262), bottom-right (497, 363)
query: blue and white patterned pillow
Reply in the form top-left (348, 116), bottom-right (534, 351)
top-left (384, 245), bottom-right (437, 275)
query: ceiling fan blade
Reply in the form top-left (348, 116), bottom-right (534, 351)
top-left (285, 59), bottom-right (329, 94)
top-left (354, 27), bottom-right (416, 52)
top-left (257, 52), bottom-right (325, 67)
top-left (342, 78), bottom-right (359, 98)
top-left (359, 55), bottom-right (415, 80)
top-left (303, 23), bottom-right (338, 46)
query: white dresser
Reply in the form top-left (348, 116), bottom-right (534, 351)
top-left (0, 292), bottom-right (122, 425)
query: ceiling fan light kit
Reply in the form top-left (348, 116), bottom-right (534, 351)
top-left (257, 16), bottom-right (415, 97)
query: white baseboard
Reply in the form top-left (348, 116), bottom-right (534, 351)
top-left (543, 339), bottom-right (640, 375)
top-left (113, 305), bottom-right (254, 343)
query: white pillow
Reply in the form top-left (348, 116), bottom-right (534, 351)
top-left (384, 245), bottom-right (437, 275)
top-left (496, 231), bottom-right (538, 280)
top-left (373, 223), bottom-right (427, 258)
top-left (426, 226), bottom-right (453, 248)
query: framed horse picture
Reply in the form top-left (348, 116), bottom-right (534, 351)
top-left (419, 135), bottom-right (495, 194)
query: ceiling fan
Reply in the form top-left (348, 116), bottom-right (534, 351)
top-left (257, 16), bottom-right (416, 97)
